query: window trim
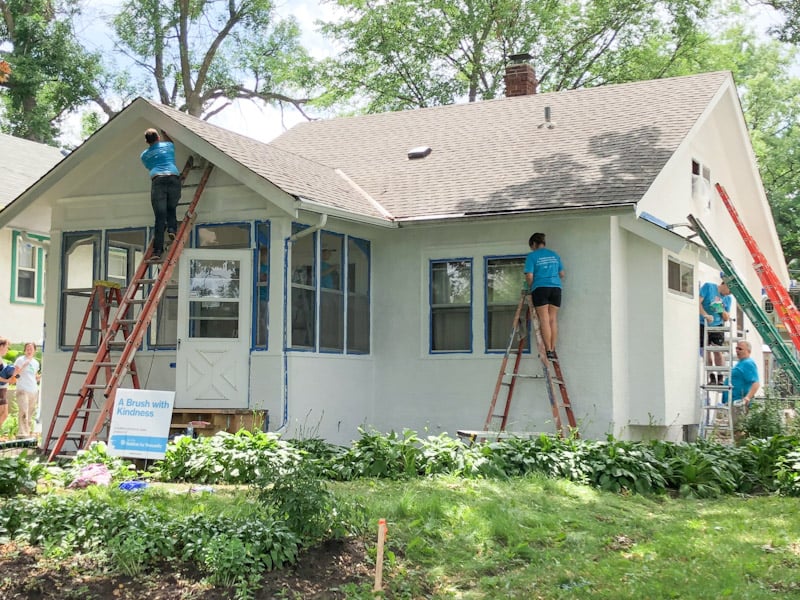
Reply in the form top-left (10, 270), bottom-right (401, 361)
top-left (60, 230), bottom-right (101, 349)
top-left (11, 230), bottom-right (48, 305)
top-left (252, 221), bottom-right (270, 351)
top-left (484, 254), bottom-right (529, 354)
top-left (288, 225), bottom-right (372, 355)
top-left (429, 257), bottom-right (473, 354)
top-left (667, 256), bottom-right (694, 298)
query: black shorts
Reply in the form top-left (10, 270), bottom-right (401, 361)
top-left (0, 387), bottom-right (6, 406)
top-left (532, 287), bottom-right (562, 308)
top-left (700, 324), bottom-right (724, 346)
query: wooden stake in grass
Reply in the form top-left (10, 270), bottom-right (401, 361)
top-left (373, 518), bottom-right (388, 592)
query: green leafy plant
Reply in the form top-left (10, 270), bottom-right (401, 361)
top-left (330, 428), bottom-right (421, 480)
top-left (740, 399), bottom-right (785, 439)
top-left (0, 451), bottom-right (44, 497)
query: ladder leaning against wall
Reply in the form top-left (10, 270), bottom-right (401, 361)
top-left (686, 214), bottom-right (800, 392)
top-left (45, 158), bottom-right (214, 461)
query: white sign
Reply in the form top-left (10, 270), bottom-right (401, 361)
top-left (107, 388), bottom-right (175, 459)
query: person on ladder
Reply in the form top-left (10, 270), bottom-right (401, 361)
top-left (524, 232), bottom-right (565, 361)
top-left (141, 128), bottom-right (182, 259)
top-left (698, 278), bottom-right (732, 384)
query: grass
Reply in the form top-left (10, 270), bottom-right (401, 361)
top-left (339, 475), bottom-right (800, 599)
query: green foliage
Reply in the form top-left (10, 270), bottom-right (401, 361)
top-left (63, 442), bottom-right (138, 485)
top-left (0, 451), bottom-right (44, 497)
top-left (253, 460), bottom-right (356, 544)
top-left (0, 489), bottom-right (301, 594)
top-left (111, 0), bottom-right (315, 116)
top-left (154, 430), bottom-right (302, 484)
top-left (582, 438), bottom-right (668, 495)
top-left (775, 449), bottom-right (800, 496)
top-left (317, 0), bottom-right (717, 111)
top-left (740, 399), bottom-right (785, 439)
top-left (330, 428), bottom-right (422, 480)
top-left (0, 0), bottom-right (102, 143)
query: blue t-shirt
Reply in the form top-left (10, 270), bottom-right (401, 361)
top-left (140, 141), bottom-right (179, 178)
top-left (730, 356), bottom-right (758, 402)
top-left (524, 248), bottom-right (563, 290)
top-left (698, 282), bottom-right (732, 326)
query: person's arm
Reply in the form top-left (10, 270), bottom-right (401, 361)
top-left (699, 296), bottom-right (713, 323)
top-left (525, 272), bottom-right (533, 288)
top-left (559, 270), bottom-right (565, 281)
top-left (743, 380), bottom-right (760, 405)
top-left (160, 130), bottom-right (173, 142)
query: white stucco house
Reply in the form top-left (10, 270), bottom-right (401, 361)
top-left (0, 133), bottom-right (64, 344)
top-left (0, 69), bottom-right (787, 446)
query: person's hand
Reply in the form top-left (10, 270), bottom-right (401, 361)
top-left (704, 314), bottom-right (713, 323)
top-left (721, 311), bottom-right (729, 321)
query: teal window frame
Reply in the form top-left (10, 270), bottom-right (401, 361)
top-left (11, 230), bottom-right (48, 305)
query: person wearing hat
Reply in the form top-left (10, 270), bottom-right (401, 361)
top-left (140, 128), bottom-right (181, 259)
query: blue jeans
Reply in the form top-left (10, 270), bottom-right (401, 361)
top-left (150, 175), bottom-right (181, 254)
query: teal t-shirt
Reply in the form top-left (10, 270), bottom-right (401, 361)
top-left (524, 248), bottom-right (563, 290)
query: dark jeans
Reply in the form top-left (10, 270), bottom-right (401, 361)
top-left (150, 175), bottom-right (181, 254)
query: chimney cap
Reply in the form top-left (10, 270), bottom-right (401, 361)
top-left (508, 52), bottom-right (533, 64)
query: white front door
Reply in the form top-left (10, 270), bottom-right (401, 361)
top-left (176, 249), bottom-right (251, 408)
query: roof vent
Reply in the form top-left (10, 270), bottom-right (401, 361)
top-left (537, 106), bottom-right (556, 129)
top-left (408, 146), bottom-right (432, 159)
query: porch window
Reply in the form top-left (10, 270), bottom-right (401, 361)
top-left (12, 231), bottom-right (47, 304)
top-left (254, 222), bottom-right (270, 348)
top-left (106, 229), bottom-right (146, 344)
top-left (320, 232), bottom-right (344, 352)
top-left (430, 259), bottom-right (472, 352)
top-left (289, 226), bottom-right (371, 353)
top-left (290, 224), bottom-right (316, 349)
top-left (486, 256), bottom-right (526, 352)
top-left (667, 257), bottom-right (693, 297)
top-left (60, 231), bottom-right (100, 348)
top-left (347, 237), bottom-right (370, 353)
top-left (196, 223), bottom-right (251, 248)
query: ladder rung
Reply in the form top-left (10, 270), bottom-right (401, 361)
top-left (84, 384), bottom-right (107, 389)
top-left (136, 278), bottom-right (156, 285)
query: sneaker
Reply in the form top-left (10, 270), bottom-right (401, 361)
top-left (546, 350), bottom-right (557, 360)
top-left (708, 374), bottom-right (717, 385)
top-left (167, 231), bottom-right (176, 243)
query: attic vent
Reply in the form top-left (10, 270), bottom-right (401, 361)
top-left (408, 146), bottom-right (432, 159)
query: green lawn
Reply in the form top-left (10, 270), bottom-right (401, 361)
top-left (343, 476), bottom-right (800, 599)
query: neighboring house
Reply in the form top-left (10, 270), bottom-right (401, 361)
top-left (0, 68), bottom-right (787, 446)
top-left (0, 134), bottom-right (64, 344)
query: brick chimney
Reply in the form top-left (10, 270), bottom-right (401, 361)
top-left (505, 53), bottom-right (537, 97)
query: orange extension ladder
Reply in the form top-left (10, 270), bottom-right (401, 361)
top-left (45, 158), bottom-right (214, 460)
top-left (715, 183), bottom-right (800, 352)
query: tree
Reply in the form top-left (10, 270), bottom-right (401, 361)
top-left (109, 0), bottom-right (316, 118)
top-left (0, 0), bottom-right (102, 144)
top-left (758, 0), bottom-right (800, 43)
top-left (316, 0), bottom-right (716, 112)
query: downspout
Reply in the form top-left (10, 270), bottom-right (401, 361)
top-left (277, 213), bottom-right (328, 432)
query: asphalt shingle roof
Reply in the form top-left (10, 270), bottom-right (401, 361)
top-left (1, 134), bottom-right (64, 208)
top-left (270, 71), bottom-right (730, 220)
top-left (147, 101), bottom-right (388, 221)
top-left (147, 72), bottom-right (729, 222)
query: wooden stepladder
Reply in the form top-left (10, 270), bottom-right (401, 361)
top-left (459, 292), bottom-right (577, 443)
top-left (46, 159), bottom-right (214, 461)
